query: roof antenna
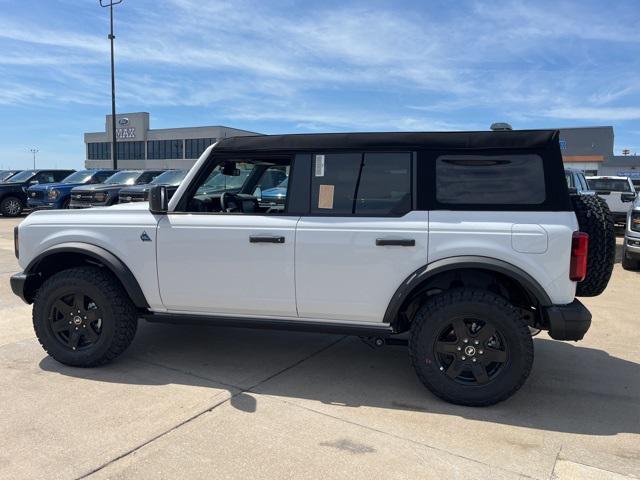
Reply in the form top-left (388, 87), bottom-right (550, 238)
top-left (490, 122), bottom-right (513, 131)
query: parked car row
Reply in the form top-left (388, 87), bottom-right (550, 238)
top-left (0, 168), bottom-right (189, 217)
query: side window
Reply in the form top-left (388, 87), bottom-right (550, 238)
top-left (578, 174), bottom-right (589, 192)
top-left (355, 153), bottom-right (411, 215)
top-left (94, 172), bottom-right (113, 183)
top-left (137, 171), bottom-right (161, 184)
top-left (435, 154), bottom-right (546, 205)
top-left (256, 166), bottom-right (288, 191)
top-left (54, 171), bottom-right (71, 182)
top-left (310, 152), bottom-right (411, 216)
top-left (36, 172), bottom-right (56, 183)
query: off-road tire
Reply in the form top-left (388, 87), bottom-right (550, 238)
top-left (0, 196), bottom-right (24, 217)
top-left (622, 245), bottom-right (640, 271)
top-left (409, 289), bottom-right (533, 406)
top-left (33, 266), bottom-right (138, 367)
top-left (571, 194), bottom-right (615, 297)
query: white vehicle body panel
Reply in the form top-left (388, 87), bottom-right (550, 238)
top-left (156, 214), bottom-right (298, 316)
top-left (295, 211), bottom-right (429, 323)
top-left (17, 206), bottom-right (163, 308)
top-left (429, 211), bottom-right (578, 305)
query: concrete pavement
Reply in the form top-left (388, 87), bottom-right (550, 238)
top-left (0, 216), bottom-right (638, 479)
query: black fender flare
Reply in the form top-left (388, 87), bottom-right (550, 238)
top-left (24, 242), bottom-right (149, 308)
top-left (383, 256), bottom-right (552, 328)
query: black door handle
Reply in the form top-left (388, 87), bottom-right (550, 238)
top-left (376, 238), bottom-right (415, 247)
top-left (249, 235), bottom-right (285, 244)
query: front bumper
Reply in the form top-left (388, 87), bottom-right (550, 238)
top-left (544, 299), bottom-right (592, 341)
top-left (10, 271), bottom-right (37, 304)
top-left (27, 200), bottom-right (56, 210)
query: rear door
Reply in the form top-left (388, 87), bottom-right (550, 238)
top-left (295, 152), bottom-right (428, 323)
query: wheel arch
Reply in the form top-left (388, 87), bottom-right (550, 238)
top-left (384, 256), bottom-right (552, 332)
top-left (23, 242), bottom-right (149, 309)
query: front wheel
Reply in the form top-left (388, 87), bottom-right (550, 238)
top-left (33, 266), bottom-right (138, 367)
top-left (1, 196), bottom-right (24, 217)
top-left (409, 289), bottom-right (533, 406)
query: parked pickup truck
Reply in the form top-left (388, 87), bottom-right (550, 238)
top-left (586, 176), bottom-right (636, 224)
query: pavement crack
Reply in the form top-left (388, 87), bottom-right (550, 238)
top-left (76, 335), bottom-right (346, 479)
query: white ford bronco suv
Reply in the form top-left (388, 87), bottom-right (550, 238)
top-left (10, 130), bottom-right (615, 406)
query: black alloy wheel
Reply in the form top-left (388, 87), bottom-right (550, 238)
top-left (48, 292), bottom-right (103, 351)
top-left (433, 316), bottom-right (508, 385)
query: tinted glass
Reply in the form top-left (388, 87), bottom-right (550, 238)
top-left (355, 153), bottom-right (411, 215)
top-left (7, 171), bottom-right (36, 183)
top-left (436, 154), bottom-right (546, 205)
top-left (587, 178), bottom-right (632, 192)
top-left (196, 164), bottom-right (255, 195)
top-left (311, 153), bottom-right (362, 214)
top-left (36, 172), bottom-right (57, 183)
top-left (151, 170), bottom-right (188, 185)
top-left (103, 171), bottom-right (141, 185)
top-left (62, 171), bottom-right (93, 183)
top-left (0, 171), bottom-right (18, 182)
top-left (137, 171), bottom-right (163, 184)
top-left (94, 171), bottom-right (116, 183)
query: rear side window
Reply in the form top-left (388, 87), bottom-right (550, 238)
top-left (587, 178), bottom-right (632, 192)
top-left (311, 152), bottom-right (412, 216)
top-left (436, 154), bottom-right (545, 205)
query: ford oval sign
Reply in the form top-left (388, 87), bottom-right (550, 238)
top-left (118, 118), bottom-right (129, 126)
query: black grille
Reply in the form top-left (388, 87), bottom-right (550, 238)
top-left (119, 192), bottom-right (147, 203)
top-left (71, 193), bottom-right (94, 204)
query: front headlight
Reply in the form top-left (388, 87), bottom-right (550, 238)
top-left (631, 212), bottom-right (640, 232)
top-left (93, 192), bottom-right (109, 202)
top-left (47, 189), bottom-right (60, 200)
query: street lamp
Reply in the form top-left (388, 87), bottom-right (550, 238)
top-left (99, 0), bottom-right (123, 170)
top-left (29, 148), bottom-right (39, 169)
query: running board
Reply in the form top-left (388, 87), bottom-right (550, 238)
top-left (142, 312), bottom-right (394, 337)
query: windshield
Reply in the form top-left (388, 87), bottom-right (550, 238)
top-left (103, 171), bottom-right (141, 185)
top-left (0, 171), bottom-right (16, 182)
top-left (196, 165), bottom-right (253, 195)
top-left (151, 170), bottom-right (188, 185)
top-left (62, 171), bottom-right (94, 184)
top-left (6, 170), bottom-right (36, 183)
top-left (587, 178), bottom-right (632, 192)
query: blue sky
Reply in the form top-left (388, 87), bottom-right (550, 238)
top-left (0, 0), bottom-right (639, 169)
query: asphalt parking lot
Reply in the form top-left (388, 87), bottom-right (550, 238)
top-left (0, 216), bottom-right (638, 480)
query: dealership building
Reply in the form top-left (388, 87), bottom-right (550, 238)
top-left (84, 112), bottom-right (260, 170)
top-left (558, 126), bottom-right (640, 178)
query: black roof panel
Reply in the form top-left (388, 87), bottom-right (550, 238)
top-left (214, 130), bottom-right (560, 153)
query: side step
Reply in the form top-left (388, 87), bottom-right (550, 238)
top-left (142, 312), bottom-right (394, 337)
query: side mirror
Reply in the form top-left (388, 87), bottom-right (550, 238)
top-left (29, 180), bottom-right (39, 185)
top-left (621, 192), bottom-right (636, 203)
top-left (253, 186), bottom-right (262, 199)
top-left (149, 185), bottom-right (168, 214)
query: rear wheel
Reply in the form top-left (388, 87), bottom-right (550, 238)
top-left (33, 266), bottom-right (138, 367)
top-left (1, 196), bottom-right (24, 217)
top-left (409, 289), bottom-right (533, 406)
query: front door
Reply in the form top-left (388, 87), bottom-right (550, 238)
top-left (156, 160), bottom-right (298, 317)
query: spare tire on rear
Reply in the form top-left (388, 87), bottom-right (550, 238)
top-left (571, 194), bottom-right (615, 297)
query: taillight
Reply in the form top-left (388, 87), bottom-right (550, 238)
top-left (570, 232), bottom-right (589, 282)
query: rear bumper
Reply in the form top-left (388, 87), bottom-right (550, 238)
top-left (10, 271), bottom-right (37, 304)
top-left (544, 299), bottom-right (592, 341)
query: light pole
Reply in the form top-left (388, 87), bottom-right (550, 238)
top-left (29, 148), bottom-right (39, 169)
top-left (99, 0), bottom-right (123, 170)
